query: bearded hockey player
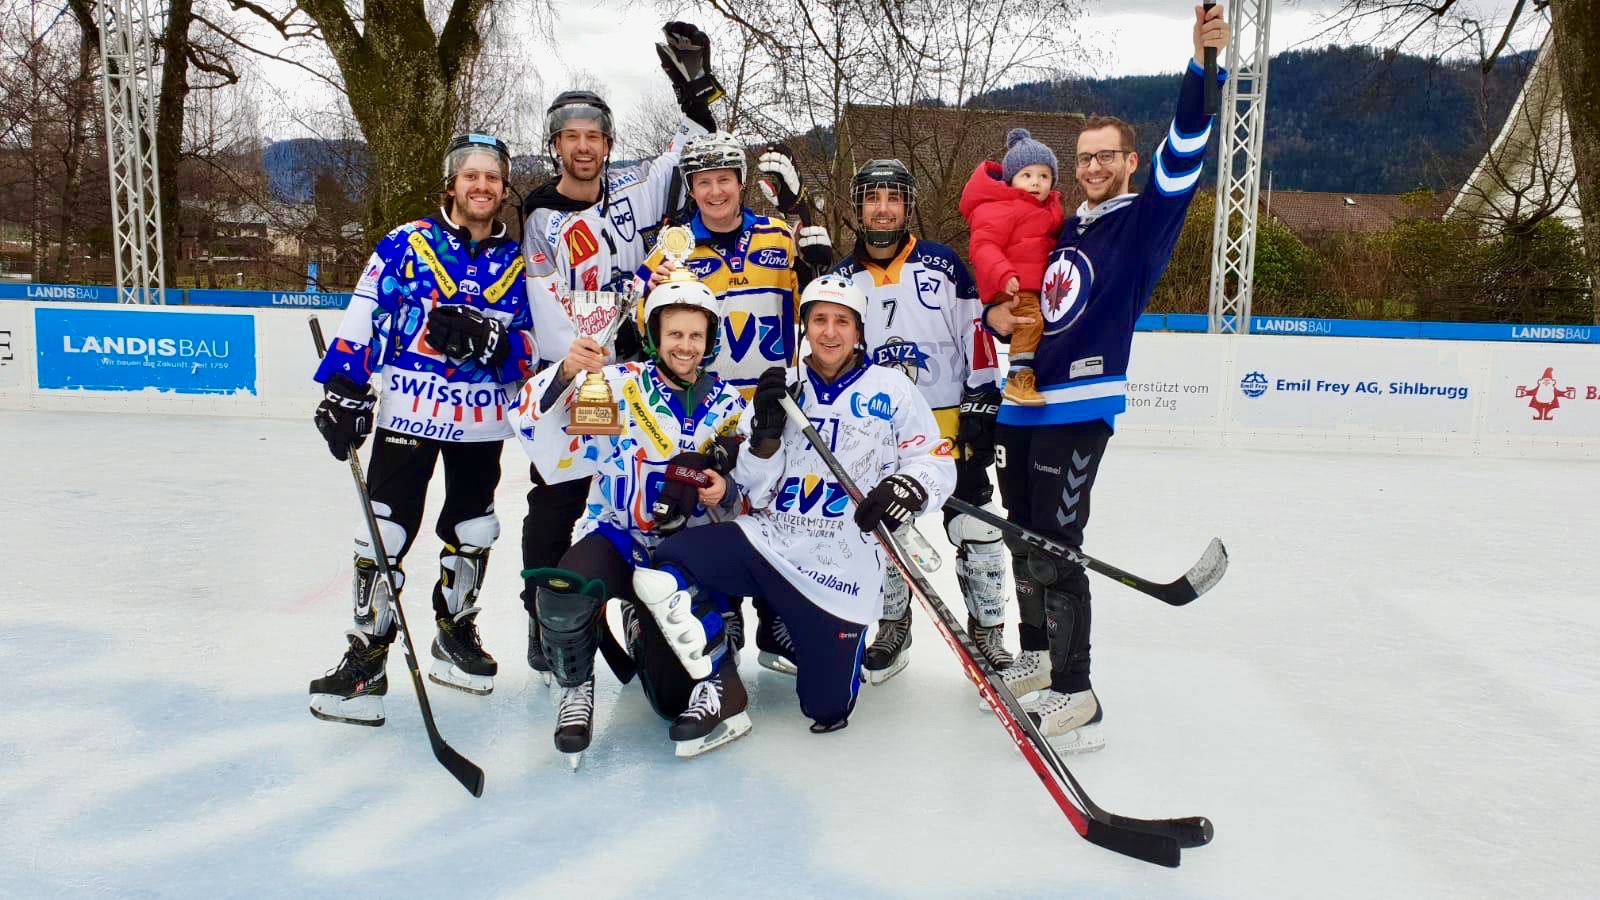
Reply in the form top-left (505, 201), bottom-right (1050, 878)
top-left (519, 21), bottom-right (724, 686)
top-left (831, 159), bottom-right (1008, 683)
top-left (308, 133), bottom-right (536, 725)
top-left (512, 272), bottom-right (747, 765)
top-left (633, 275), bottom-right (956, 735)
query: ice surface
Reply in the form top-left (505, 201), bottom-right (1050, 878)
top-left (2, 409), bottom-right (1597, 898)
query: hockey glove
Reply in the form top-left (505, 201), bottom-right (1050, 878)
top-left (424, 305), bottom-right (510, 368)
top-left (652, 451), bottom-right (715, 534)
top-left (708, 434), bottom-right (742, 475)
top-left (657, 21), bottom-right (722, 131)
top-left (797, 225), bottom-right (834, 271)
top-left (956, 385), bottom-right (1002, 468)
top-left (756, 144), bottom-right (804, 215)
top-left (750, 366), bottom-right (791, 445)
top-left (314, 374), bottom-right (375, 461)
top-left (855, 473), bottom-right (929, 534)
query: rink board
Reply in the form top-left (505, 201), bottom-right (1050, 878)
top-left (0, 300), bottom-right (1596, 457)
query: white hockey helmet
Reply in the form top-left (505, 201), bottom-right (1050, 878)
top-left (638, 278), bottom-right (724, 362)
top-left (680, 131), bottom-right (747, 186)
top-left (798, 273), bottom-right (867, 328)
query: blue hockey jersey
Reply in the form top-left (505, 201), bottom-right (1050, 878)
top-left (994, 61), bottom-right (1221, 428)
top-left (314, 210), bottom-right (537, 442)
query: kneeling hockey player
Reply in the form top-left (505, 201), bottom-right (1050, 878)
top-left (633, 274), bottom-right (955, 734)
top-left (512, 271), bottom-right (748, 765)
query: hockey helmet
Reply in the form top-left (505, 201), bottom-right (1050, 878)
top-left (851, 158), bottom-right (916, 247)
top-left (443, 132), bottom-right (511, 181)
top-left (680, 131), bottom-right (747, 186)
top-left (638, 278), bottom-right (724, 364)
top-left (798, 272), bottom-right (867, 330)
top-left (546, 91), bottom-right (614, 145)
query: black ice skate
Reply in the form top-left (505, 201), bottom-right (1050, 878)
top-left (755, 612), bottom-right (798, 676)
top-left (863, 611), bottom-right (912, 684)
top-left (308, 630), bottom-right (392, 726)
top-left (554, 677), bottom-right (595, 770)
top-left (670, 666), bottom-right (753, 759)
top-left (527, 615), bottom-right (553, 687)
top-left (429, 606), bottom-right (497, 695)
top-left (970, 616), bottom-right (1014, 671)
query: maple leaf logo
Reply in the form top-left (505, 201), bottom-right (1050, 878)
top-left (1043, 269), bottom-right (1073, 313)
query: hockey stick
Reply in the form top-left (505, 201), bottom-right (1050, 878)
top-left (778, 394), bottom-right (1211, 867)
top-left (309, 316), bottom-right (485, 798)
top-left (944, 497), bottom-right (1228, 606)
top-left (1203, 1), bottom-right (1219, 116)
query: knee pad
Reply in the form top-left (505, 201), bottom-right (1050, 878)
top-left (449, 511), bottom-right (500, 551)
top-left (945, 503), bottom-right (1003, 547)
top-left (1043, 589), bottom-right (1091, 673)
top-left (1026, 548), bottom-right (1082, 588)
top-left (438, 545), bottom-right (490, 617)
top-left (352, 555), bottom-right (402, 639)
top-left (354, 501), bottom-right (408, 564)
top-left (533, 568), bottom-right (607, 686)
top-left (955, 536), bottom-right (1008, 627)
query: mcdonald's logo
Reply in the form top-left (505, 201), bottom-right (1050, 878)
top-left (565, 220), bottom-right (600, 266)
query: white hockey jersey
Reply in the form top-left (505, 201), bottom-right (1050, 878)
top-left (833, 238), bottom-right (1000, 413)
top-left (513, 359), bottom-right (746, 549)
top-left (524, 115), bottom-right (706, 363)
top-left (732, 360), bottom-right (957, 625)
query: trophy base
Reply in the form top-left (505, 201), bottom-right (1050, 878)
top-left (569, 403), bottom-right (623, 437)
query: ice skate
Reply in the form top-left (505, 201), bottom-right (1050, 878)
top-left (429, 606), bottom-right (497, 695)
top-left (981, 648), bottom-right (1049, 710)
top-left (527, 616), bottom-right (553, 687)
top-left (309, 630), bottom-right (391, 726)
top-left (1003, 369), bottom-right (1046, 406)
top-left (755, 612), bottom-right (798, 676)
top-left (1024, 688), bottom-right (1104, 754)
top-left (671, 666), bottom-right (753, 759)
top-left (863, 612), bottom-right (911, 685)
top-left (554, 677), bottom-right (595, 769)
top-left (970, 617), bottom-right (1014, 670)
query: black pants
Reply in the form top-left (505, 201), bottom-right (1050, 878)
top-left (365, 429), bottom-right (503, 619)
top-left (995, 420), bottom-right (1112, 693)
top-left (553, 530), bottom-right (705, 720)
top-left (520, 462), bottom-right (591, 616)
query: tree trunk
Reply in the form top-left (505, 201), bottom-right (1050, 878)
top-left (156, 0), bottom-right (195, 285)
top-left (53, 20), bottom-right (98, 281)
top-left (1547, 0), bottom-right (1600, 323)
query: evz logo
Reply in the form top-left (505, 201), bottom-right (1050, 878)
top-left (775, 474), bottom-right (850, 517)
top-left (850, 391), bottom-right (894, 421)
top-left (722, 312), bottom-right (786, 364)
top-left (913, 274), bottom-right (942, 310)
top-left (868, 340), bottom-right (927, 384)
top-left (610, 197), bottom-right (637, 242)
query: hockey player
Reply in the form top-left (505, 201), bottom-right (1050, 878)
top-left (983, 5), bottom-right (1230, 752)
top-left (831, 159), bottom-right (1008, 683)
top-left (633, 274), bottom-right (956, 735)
top-left (308, 133), bottom-right (537, 725)
top-left (519, 21), bottom-right (723, 683)
top-left (512, 270), bottom-right (748, 764)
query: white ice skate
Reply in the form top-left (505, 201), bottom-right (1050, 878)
top-left (1023, 688), bottom-right (1104, 754)
top-left (979, 648), bottom-right (1049, 711)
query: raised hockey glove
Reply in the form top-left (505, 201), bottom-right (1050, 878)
top-left (757, 144), bottom-right (805, 215)
top-left (424, 305), bottom-right (510, 368)
top-left (956, 385), bottom-right (1002, 467)
top-left (855, 473), bottom-right (929, 534)
top-left (750, 366), bottom-right (791, 445)
top-left (797, 225), bottom-right (834, 271)
top-left (314, 373), bottom-right (375, 461)
top-left (657, 21), bottom-right (722, 131)
top-left (652, 451), bottom-right (715, 534)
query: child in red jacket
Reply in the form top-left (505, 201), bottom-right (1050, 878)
top-left (958, 128), bottom-right (1065, 405)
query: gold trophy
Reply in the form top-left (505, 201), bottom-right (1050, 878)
top-left (565, 289), bottom-right (630, 436)
top-left (657, 224), bottom-right (697, 283)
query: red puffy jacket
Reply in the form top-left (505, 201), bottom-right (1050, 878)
top-left (958, 159), bottom-right (1065, 303)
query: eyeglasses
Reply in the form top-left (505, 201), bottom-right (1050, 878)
top-left (1075, 149), bottom-right (1131, 168)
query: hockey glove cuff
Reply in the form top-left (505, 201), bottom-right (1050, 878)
top-left (749, 366), bottom-right (791, 444)
top-left (652, 452), bottom-right (715, 534)
top-left (956, 385), bottom-right (1001, 467)
top-left (314, 373), bottom-right (375, 461)
top-left (855, 473), bottom-right (929, 534)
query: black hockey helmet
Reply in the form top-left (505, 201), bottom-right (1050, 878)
top-left (851, 158), bottom-right (916, 248)
top-left (546, 91), bottom-right (615, 145)
top-left (443, 132), bottom-right (511, 180)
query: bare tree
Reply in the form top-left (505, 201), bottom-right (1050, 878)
top-left (1309, 0), bottom-right (1600, 321)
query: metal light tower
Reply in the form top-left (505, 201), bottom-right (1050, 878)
top-left (1206, 0), bottom-right (1272, 333)
top-left (96, 0), bottom-right (166, 304)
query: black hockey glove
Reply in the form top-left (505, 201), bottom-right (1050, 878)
top-left (750, 366), bottom-right (791, 445)
top-left (854, 473), bottom-right (929, 534)
top-left (797, 225), bottom-right (834, 271)
top-left (424, 305), bottom-right (510, 368)
top-left (708, 434), bottom-right (742, 475)
top-left (956, 384), bottom-right (1001, 468)
top-left (314, 373), bottom-right (375, 462)
top-left (652, 451), bottom-right (715, 534)
top-left (657, 21), bottom-right (722, 131)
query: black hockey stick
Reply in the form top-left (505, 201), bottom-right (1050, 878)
top-left (309, 317), bottom-right (485, 798)
top-left (944, 497), bottom-right (1228, 606)
top-left (778, 394), bottom-right (1211, 867)
top-left (1203, 1), bottom-right (1219, 115)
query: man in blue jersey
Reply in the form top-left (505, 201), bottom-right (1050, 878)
top-left (983, 5), bottom-right (1230, 753)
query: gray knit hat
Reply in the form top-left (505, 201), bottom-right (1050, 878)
top-left (1002, 127), bottom-right (1058, 184)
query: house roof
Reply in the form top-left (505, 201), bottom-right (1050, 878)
top-left (1260, 190), bottom-right (1423, 236)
